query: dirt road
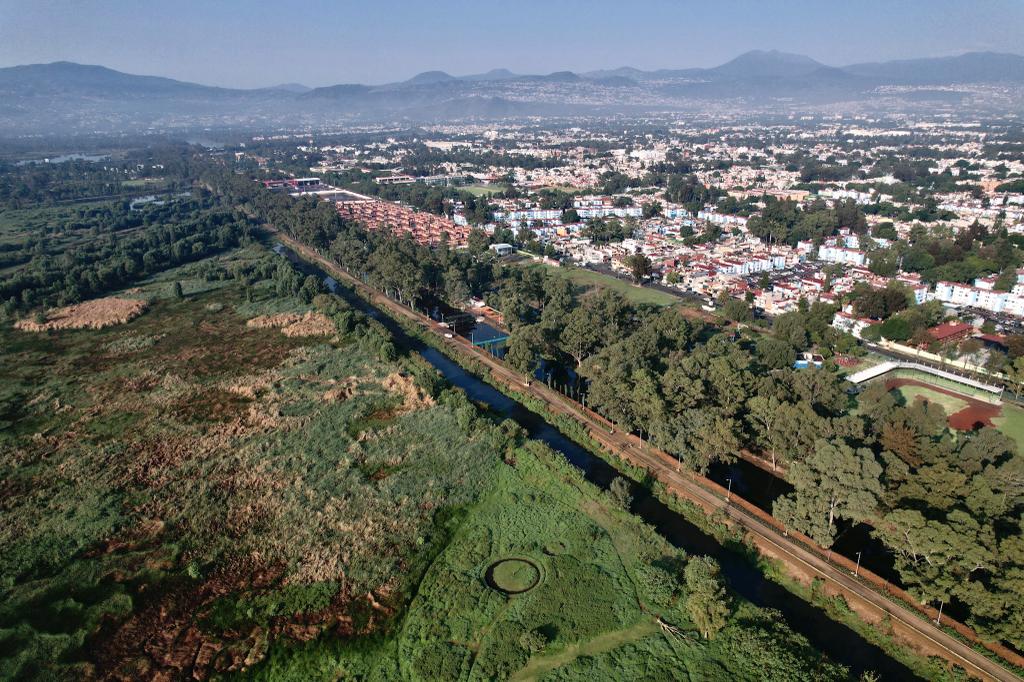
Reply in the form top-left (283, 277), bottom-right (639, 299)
top-left (275, 231), bottom-right (1021, 682)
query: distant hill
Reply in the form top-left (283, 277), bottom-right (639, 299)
top-left (583, 66), bottom-right (650, 81)
top-left (303, 83), bottom-right (371, 99)
top-left (0, 61), bottom-right (228, 97)
top-left (709, 50), bottom-right (827, 80)
top-left (461, 68), bottom-right (518, 82)
top-left (1, 50), bottom-right (1023, 134)
top-left (844, 51), bottom-right (1024, 84)
top-left (266, 82), bottom-right (311, 94)
top-left (403, 70), bottom-right (457, 86)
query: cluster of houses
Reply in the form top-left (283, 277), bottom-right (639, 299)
top-left (335, 195), bottom-right (471, 247)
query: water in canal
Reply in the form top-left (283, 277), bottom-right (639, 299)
top-left (281, 245), bottom-right (921, 680)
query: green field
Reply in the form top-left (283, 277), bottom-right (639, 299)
top-left (253, 438), bottom-right (845, 681)
top-left (0, 202), bottom-right (112, 245)
top-left (520, 261), bottom-right (679, 307)
top-left (894, 384), bottom-right (969, 415)
top-left (882, 369), bottom-right (1024, 450)
top-left (0, 247), bottom-right (494, 678)
top-left (887, 368), bottom-right (1001, 403)
top-left (461, 184), bottom-right (505, 197)
top-left (993, 402), bottom-right (1024, 451)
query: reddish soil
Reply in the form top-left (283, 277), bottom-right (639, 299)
top-left (886, 378), bottom-right (1001, 431)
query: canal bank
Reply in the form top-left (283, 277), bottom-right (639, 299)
top-left (272, 239), bottom-right (931, 680)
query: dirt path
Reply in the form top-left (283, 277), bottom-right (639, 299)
top-left (509, 619), bottom-right (660, 682)
top-left (272, 229), bottom-right (1023, 682)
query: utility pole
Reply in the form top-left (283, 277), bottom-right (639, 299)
top-left (935, 600), bottom-right (945, 626)
top-left (726, 477), bottom-right (732, 502)
top-left (854, 551), bottom-right (862, 577)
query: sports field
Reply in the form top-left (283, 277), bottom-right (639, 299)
top-left (460, 183), bottom-right (504, 196)
top-left (884, 373), bottom-right (1024, 450)
top-left (519, 261), bottom-right (679, 307)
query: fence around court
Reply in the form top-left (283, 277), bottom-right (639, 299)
top-left (848, 360), bottom-right (1003, 402)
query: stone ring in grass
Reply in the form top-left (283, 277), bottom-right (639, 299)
top-left (485, 558), bottom-right (542, 595)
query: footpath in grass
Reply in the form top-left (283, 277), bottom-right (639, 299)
top-left (509, 619), bottom-right (660, 681)
top-left (518, 260), bottom-right (679, 307)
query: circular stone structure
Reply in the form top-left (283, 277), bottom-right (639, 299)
top-left (484, 558), bottom-right (542, 595)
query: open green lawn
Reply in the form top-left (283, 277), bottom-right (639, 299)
top-left (894, 384), bottom-right (969, 416)
top-left (520, 261), bottom-right (679, 307)
top-left (461, 184), bottom-right (505, 197)
top-left (121, 178), bottom-right (170, 189)
top-left (992, 402), bottom-right (1024, 451)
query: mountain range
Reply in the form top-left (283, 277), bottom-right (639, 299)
top-left (2, 50), bottom-right (1023, 135)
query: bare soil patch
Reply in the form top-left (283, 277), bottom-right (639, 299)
top-left (15, 297), bottom-right (147, 332)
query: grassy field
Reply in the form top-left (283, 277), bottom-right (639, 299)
top-left (0, 201), bottom-right (114, 246)
top-left (894, 383), bottom-right (970, 415)
top-left (0, 246), bottom-right (501, 678)
top-left (461, 184), bottom-right (505, 197)
top-left (888, 368), bottom-right (1001, 403)
top-left (519, 261), bottom-right (679, 307)
top-left (993, 402), bottom-right (1024, 451)
top-left (250, 441), bottom-right (845, 681)
top-left (881, 368), bottom-right (1024, 449)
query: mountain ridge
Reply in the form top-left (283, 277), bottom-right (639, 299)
top-left (2, 50), bottom-right (1024, 134)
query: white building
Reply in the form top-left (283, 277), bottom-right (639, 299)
top-left (817, 246), bottom-right (868, 266)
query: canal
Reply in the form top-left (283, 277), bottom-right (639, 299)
top-left (282, 244), bottom-right (920, 680)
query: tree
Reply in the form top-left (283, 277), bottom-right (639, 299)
top-left (443, 268), bottom-right (471, 305)
top-left (878, 317), bottom-right (911, 342)
top-left (773, 440), bottom-right (882, 546)
top-left (852, 283), bottom-right (910, 320)
top-left (684, 556), bottom-right (731, 639)
top-left (719, 296), bottom-right (752, 323)
top-left (608, 477), bottom-right (633, 509)
top-left (747, 395), bottom-right (784, 470)
top-left (559, 303), bottom-right (604, 367)
top-left (172, 281), bottom-right (184, 298)
top-left (467, 228), bottom-right (490, 255)
top-left (631, 368), bottom-right (666, 445)
top-left (642, 201), bottom-right (662, 219)
top-left (561, 208), bottom-right (580, 224)
top-left (756, 337), bottom-right (797, 370)
top-left (505, 324), bottom-right (541, 376)
top-left (772, 312), bottom-right (809, 350)
top-left (624, 252), bottom-right (653, 284)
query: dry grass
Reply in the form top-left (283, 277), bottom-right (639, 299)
top-left (381, 371), bottom-right (435, 414)
top-left (246, 311), bottom-right (335, 337)
top-left (322, 377), bottom-right (361, 403)
top-left (15, 296), bottom-right (148, 332)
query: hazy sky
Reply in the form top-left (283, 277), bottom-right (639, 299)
top-left (1, 0), bottom-right (1022, 88)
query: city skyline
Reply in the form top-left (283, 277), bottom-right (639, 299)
top-left (1, 0), bottom-right (1022, 88)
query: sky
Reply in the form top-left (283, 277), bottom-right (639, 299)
top-left (1, 0), bottom-right (1022, 89)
